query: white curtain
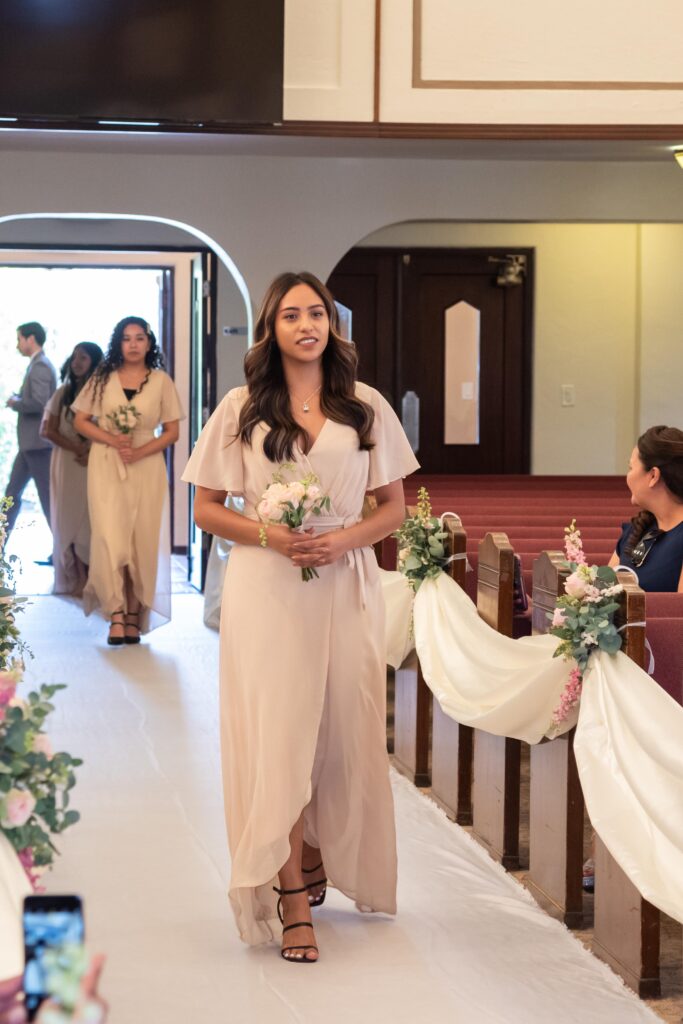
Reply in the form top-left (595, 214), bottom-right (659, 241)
top-left (381, 569), bottom-right (683, 925)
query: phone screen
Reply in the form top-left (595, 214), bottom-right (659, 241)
top-left (23, 895), bottom-right (84, 1021)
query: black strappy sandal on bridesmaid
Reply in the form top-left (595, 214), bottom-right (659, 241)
top-left (273, 885), bottom-right (319, 963)
top-left (303, 862), bottom-right (328, 908)
top-left (107, 610), bottom-right (125, 646)
top-left (124, 610), bottom-right (141, 645)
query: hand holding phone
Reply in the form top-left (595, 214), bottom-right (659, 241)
top-left (23, 896), bottom-right (84, 1022)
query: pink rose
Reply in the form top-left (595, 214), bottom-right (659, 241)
top-left (551, 607), bottom-right (567, 628)
top-left (0, 671), bottom-right (17, 707)
top-left (32, 734), bottom-right (53, 759)
top-left (1, 788), bottom-right (37, 828)
top-left (564, 572), bottom-right (588, 599)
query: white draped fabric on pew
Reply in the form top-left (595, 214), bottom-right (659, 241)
top-left (381, 568), bottom-right (683, 926)
top-left (0, 834), bottom-right (31, 980)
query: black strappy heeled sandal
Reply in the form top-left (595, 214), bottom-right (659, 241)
top-left (124, 610), bottom-right (141, 645)
top-left (107, 610), bottom-right (125, 646)
top-left (302, 862), bottom-right (328, 908)
top-left (273, 885), bottom-right (319, 963)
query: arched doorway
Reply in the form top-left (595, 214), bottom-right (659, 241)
top-left (0, 212), bottom-right (252, 587)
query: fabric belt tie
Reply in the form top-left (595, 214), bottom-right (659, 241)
top-left (100, 430), bottom-right (155, 482)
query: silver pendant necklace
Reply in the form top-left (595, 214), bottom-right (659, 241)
top-left (292, 384), bottom-right (322, 413)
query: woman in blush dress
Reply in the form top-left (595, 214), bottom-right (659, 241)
top-left (72, 317), bottom-right (184, 646)
top-left (183, 272), bottom-right (419, 962)
top-left (41, 342), bottom-right (103, 596)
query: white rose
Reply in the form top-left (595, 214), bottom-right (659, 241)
top-left (284, 482), bottom-right (306, 504)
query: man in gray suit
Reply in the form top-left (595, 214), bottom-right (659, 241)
top-left (4, 321), bottom-right (57, 537)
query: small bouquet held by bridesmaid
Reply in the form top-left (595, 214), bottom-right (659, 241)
top-left (257, 465), bottom-right (331, 581)
top-left (106, 403), bottom-right (141, 479)
top-left (106, 403), bottom-right (141, 435)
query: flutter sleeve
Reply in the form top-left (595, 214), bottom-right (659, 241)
top-left (159, 371), bottom-right (186, 422)
top-left (361, 384), bottom-right (420, 491)
top-left (71, 377), bottom-right (101, 418)
top-left (181, 388), bottom-right (245, 495)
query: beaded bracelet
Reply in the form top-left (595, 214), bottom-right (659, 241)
top-left (258, 525), bottom-right (268, 548)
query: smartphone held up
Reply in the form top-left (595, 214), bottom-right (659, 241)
top-left (23, 894), bottom-right (84, 1021)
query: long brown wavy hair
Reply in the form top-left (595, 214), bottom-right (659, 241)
top-left (238, 272), bottom-right (374, 462)
top-left (624, 424), bottom-right (683, 555)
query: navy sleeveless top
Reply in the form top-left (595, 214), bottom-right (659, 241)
top-left (615, 520), bottom-right (683, 592)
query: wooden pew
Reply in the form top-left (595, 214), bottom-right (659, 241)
top-left (470, 532), bottom-right (521, 869)
top-left (392, 505), bottom-right (430, 786)
top-left (429, 516), bottom-right (475, 824)
top-left (524, 551), bottom-right (585, 926)
top-left (592, 572), bottom-right (661, 998)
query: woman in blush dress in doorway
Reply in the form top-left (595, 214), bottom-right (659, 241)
top-left (72, 317), bottom-right (184, 646)
top-left (183, 272), bottom-right (419, 962)
top-left (41, 342), bottom-right (103, 596)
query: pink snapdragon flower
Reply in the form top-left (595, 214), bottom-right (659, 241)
top-left (17, 847), bottom-right (45, 893)
top-left (564, 520), bottom-right (587, 566)
top-left (552, 667), bottom-right (584, 725)
top-left (551, 607), bottom-right (567, 628)
top-left (1, 788), bottom-right (36, 828)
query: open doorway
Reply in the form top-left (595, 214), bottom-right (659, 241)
top-left (0, 248), bottom-right (215, 596)
top-left (0, 214), bottom-right (252, 602)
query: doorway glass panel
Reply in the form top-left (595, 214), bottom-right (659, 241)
top-left (444, 300), bottom-right (480, 445)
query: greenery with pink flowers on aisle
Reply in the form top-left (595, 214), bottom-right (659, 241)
top-left (548, 519), bottom-right (624, 726)
top-left (0, 497), bottom-right (82, 887)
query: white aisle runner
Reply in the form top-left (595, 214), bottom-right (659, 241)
top-left (17, 596), bottom-right (657, 1024)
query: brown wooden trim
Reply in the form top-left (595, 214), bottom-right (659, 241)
top-left (412, 0), bottom-right (422, 91)
top-left (281, 120), bottom-right (683, 140)
top-left (373, 0), bottom-right (382, 124)
top-left (7, 117), bottom-right (683, 142)
top-left (412, 0), bottom-right (683, 91)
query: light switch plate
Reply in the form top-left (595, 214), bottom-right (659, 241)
top-left (561, 384), bottom-right (575, 407)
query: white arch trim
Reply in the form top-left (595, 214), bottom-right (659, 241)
top-left (0, 211), bottom-right (253, 340)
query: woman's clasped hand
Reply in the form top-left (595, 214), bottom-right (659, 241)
top-left (265, 524), bottom-right (351, 569)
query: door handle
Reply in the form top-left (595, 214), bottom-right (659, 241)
top-left (401, 390), bottom-right (420, 454)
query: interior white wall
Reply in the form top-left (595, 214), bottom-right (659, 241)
top-left (2, 138), bottom-right (683, 472)
top-left (4, 143), bottom-right (683, 310)
top-left (638, 225), bottom-right (683, 436)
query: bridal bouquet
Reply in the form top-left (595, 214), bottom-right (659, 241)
top-left (394, 487), bottom-right (450, 591)
top-left (0, 499), bottom-right (82, 888)
top-left (106, 403), bottom-right (140, 435)
top-left (257, 464), bottom-right (331, 581)
top-left (548, 519), bottom-right (623, 725)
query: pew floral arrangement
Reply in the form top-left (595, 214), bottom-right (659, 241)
top-left (0, 498), bottom-right (82, 889)
top-left (257, 464), bottom-right (331, 581)
top-left (548, 519), bottom-right (623, 725)
top-left (393, 487), bottom-right (451, 592)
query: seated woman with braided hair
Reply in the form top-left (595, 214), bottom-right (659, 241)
top-left (609, 424), bottom-right (683, 592)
